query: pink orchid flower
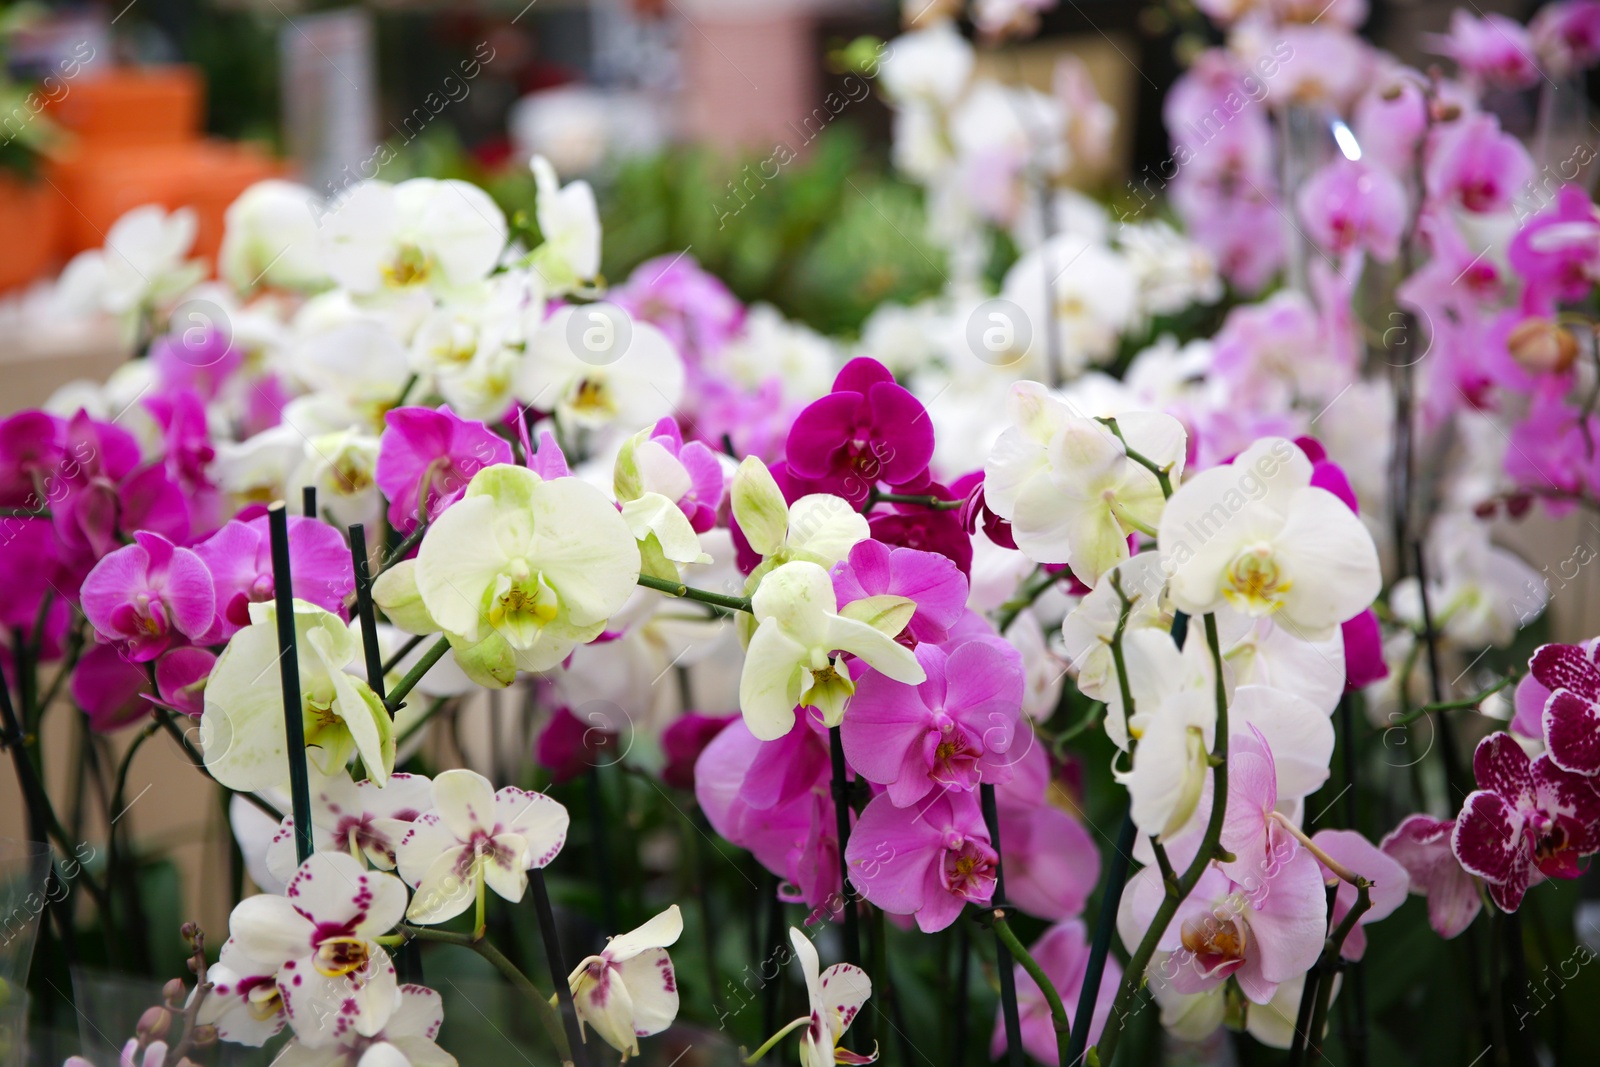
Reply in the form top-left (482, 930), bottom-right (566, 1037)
top-left (1452, 732), bottom-right (1600, 911)
top-left (192, 514), bottom-right (353, 641)
top-left (831, 539), bottom-right (968, 646)
top-left (1427, 10), bottom-right (1542, 89)
top-left (840, 638), bottom-right (1023, 807)
top-left (1308, 829), bottom-right (1410, 960)
top-left (80, 532), bottom-right (214, 663)
top-left (845, 790), bottom-right (997, 933)
top-left (1380, 813), bottom-right (1481, 938)
top-left (1297, 158), bottom-right (1408, 263)
top-left (375, 405), bottom-right (512, 534)
top-left (990, 920), bottom-right (1121, 1063)
top-left (1424, 113), bottom-right (1535, 216)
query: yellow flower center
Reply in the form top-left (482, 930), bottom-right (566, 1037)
top-left (487, 561), bottom-right (561, 649)
top-left (382, 243), bottom-right (431, 288)
top-left (1222, 545), bottom-right (1291, 615)
top-left (572, 377), bottom-right (617, 420)
top-left (313, 936), bottom-right (372, 978)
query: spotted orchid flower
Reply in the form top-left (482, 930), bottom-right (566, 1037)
top-left (1451, 732), bottom-right (1600, 911)
top-left (394, 769), bottom-right (569, 925)
top-left (568, 905), bottom-right (684, 1060)
top-left (759, 927), bottom-right (874, 1067)
top-left (221, 852), bottom-right (406, 1047)
top-left (265, 769), bottom-right (434, 884)
top-left (271, 984), bottom-right (455, 1067)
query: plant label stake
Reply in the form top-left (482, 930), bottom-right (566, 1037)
top-left (268, 502), bottom-right (315, 867)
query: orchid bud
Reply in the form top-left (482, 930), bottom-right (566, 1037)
top-left (162, 978), bottom-right (187, 1006)
top-left (1506, 316), bottom-right (1578, 374)
top-left (372, 559), bottom-right (441, 636)
top-left (137, 1005), bottom-right (171, 1042)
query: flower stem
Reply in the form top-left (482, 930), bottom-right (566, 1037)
top-left (529, 869), bottom-right (591, 1067)
top-left (996, 566), bottom-right (1059, 634)
top-left (398, 922), bottom-right (574, 1065)
top-left (385, 635), bottom-right (451, 713)
top-left (743, 1015), bottom-right (812, 1064)
top-left (1291, 880), bottom-right (1373, 1067)
top-left (1096, 417), bottom-right (1175, 498)
top-left (989, 909), bottom-right (1071, 1058)
top-left (378, 517), bottom-right (430, 575)
top-left (828, 725), bottom-right (864, 970)
top-left (1092, 613), bottom-right (1231, 1067)
top-left (636, 573), bottom-right (754, 614)
top-left (1390, 673), bottom-right (1515, 726)
top-left (267, 503), bottom-right (314, 867)
top-left (980, 782), bottom-right (1025, 1067)
top-left (381, 632), bottom-right (427, 676)
top-left (864, 489), bottom-right (963, 511)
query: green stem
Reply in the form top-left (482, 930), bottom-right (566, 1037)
top-left (397, 923), bottom-right (573, 1065)
top-left (385, 636), bottom-right (451, 713)
top-left (1097, 417), bottom-right (1175, 498)
top-left (378, 518), bottom-right (430, 575)
top-left (636, 573), bottom-right (754, 614)
top-left (996, 566), bottom-right (1057, 634)
top-left (1294, 881), bottom-right (1373, 1067)
top-left (743, 1015), bottom-right (813, 1064)
top-left (394, 696), bottom-right (450, 750)
top-left (990, 911), bottom-right (1071, 1058)
top-left (1390, 674), bottom-right (1516, 726)
top-left (381, 633), bottom-right (427, 677)
top-left (1092, 613), bottom-right (1231, 1067)
top-left (864, 489), bottom-right (964, 511)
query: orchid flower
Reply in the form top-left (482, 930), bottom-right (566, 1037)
top-left (270, 985), bottom-right (456, 1067)
top-left (845, 790), bottom-right (996, 933)
top-left (80, 532), bottom-right (214, 662)
top-left (738, 560), bottom-right (925, 740)
top-left (731, 456), bottom-right (871, 574)
top-left (750, 928), bottom-right (874, 1067)
top-left (527, 155), bottom-right (601, 294)
top-left (412, 464), bottom-right (640, 674)
top-left (321, 178), bottom-right (507, 297)
top-left (984, 382), bottom-right (1185, 583)
top-left (515, 306), bottom-right (684, 433)
top-left (221, 852), bottom-right (406, 1046)
top-left (394, 769), bottom-right (569, 925)
top-left (200, 600), bottom-right (393, 791)
top-left (1158, 436), bottom-right (1381, 641)
top-left (567, 905), bottom-right (683, 1059)
top-left (1527, 639), bottom-right (1600, 775)
top-left (219, 180), bottom-right (329, 294)
top-left (1381, 814), bottom-right (1481, 938)
top-left (264, 769), bottom-right (434, 884)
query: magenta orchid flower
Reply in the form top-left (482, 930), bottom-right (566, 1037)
top-left (784, 358), bottom-right (935, 506)
top-left (1296, 158), bottom-right (1407, 263)
top-left (845, 790), bottom-right (996, 933)
top-left (1381, 813), bottom-right (1481, 938)
top-left (1528, 638), bottom-right (1600, 775)
top-left (839, 638), bottom-right (1023, 807)
top-left (70, 642), bottom-right (153, 733)
top-left (375, 405), bottom-right (512, 534)
top-left (1532, 0), bottom-right (1600, 74)
top-left (1427, 10), bottom-right (1542, 89)
top-left (193, 514), bottom-right (353, 641)
top-left (1424, 113), bottom-right (1535, 216)
top-left (80, 532), bottom-right (214, 662)
top-left (52, 411), bottom-right (190, 574)
top-left (613, 252), bottom-right (745, 365)
top-left (830, 539), bottom-right (967, 646)
top-left (1452, 732), bottom-right (1600, 911)
top-left (1308, 829), bottom-right (1410, 960)
top-left (996, 797), bottom-right (1101, 922)
top-left (153, 645), bottom-right (216, 717)
top-left (990, 920), bottom-right (1120, 1064)
top-left (1509, 186), bottom-right (1600, 315)
top-left (660, 712), bottom-right (735, 791)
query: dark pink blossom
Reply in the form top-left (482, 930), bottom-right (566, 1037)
top-left (154, 646), bottom-right (216, 717)
top-left (1532, 0), bottom-right (1600, 75)
top-left (376, 406), bottom-right (512, 534)
top-left (148, 326), bottom-right (242, 403)
top-left (71, 643), bottom-right (152, 733)
top-left (535, 706), bottom-right (618, 785)
top-left (80, 532), bottom-right (214, 662)
top-left (660, 713), bottom-right (736, 791)
top-left (1427, 10), bottom-right (1542, 89)
top-left (996, 798), bottom-right (1100, 922)
top-left (1381, 813), bottom-right (1481, 938)
top-left (845, 789), bottom-right (996, 932)
top-left (635, 417), bottom-right (726, 532)
top-left (831, 539), bottom-right (967, 646)
top-left (1509, 185), bottom-right (1600, 315)
top-left (1451, 732), bottom-right (1600, 911)
top-left (1529, 639), bottom-right (1600, 775)
top-left (784, 358), bottom-right (935, 506)
top-left (192, 514), bottom-right (353, 641)
top-left (51, 411), bottom-right (189, 576)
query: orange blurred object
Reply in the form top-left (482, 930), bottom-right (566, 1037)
top-left (0, 64), bottom-right (284, 291)
top-left (46, 66), bottom-right (204, 150)
top-left (0, 174), bottom-right (64, 291)
top-left (45, 140), bottom-right (282, 259)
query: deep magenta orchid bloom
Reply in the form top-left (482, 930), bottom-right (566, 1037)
top-left (1529, 639), bottom-right (1600, 775)
top-left (1452, 732), bottom-right (1600, 911)
top-left (192, 514), bottom-right (353, 641)
top-left (80, 532), bottom-right (215, 662)
top-left (784, 358), bottom-right (935, 505)
top-left (375, 405), bottom-right (513, 533)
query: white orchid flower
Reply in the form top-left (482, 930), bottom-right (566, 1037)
top-left (222, 852), bottom-right (406, 1047)
top-left (201, 601), bottom-right (394, 792)
top-left (1113, 628), bottom-right (1221, 841)
top-left (220, 180), bottom-right (331, 294)
top-left (394, 769), bottom-right (569, 926)
top-left (271, 984), bottom-right (456, 1066)
top-left (1060, 552), bottom-right (1171, 704)
top-left (514, 306), bottom-right (685, 433)
top-left (528, 154), bottom-right (601, 294)
top-left (739, 561), bottom-right (925, 740)
top-left (264, 769), bottom-right (434, 884)
top-left (290, 429), bottom-right (383, 530)
top-left (985, 382), bottom-right (1186, 584)
top-left (322, 178), bottom-right (507, 297)
top-left (1158, 437), bottom-right (1381, 642)
top-left (413, 464), bottom-right (640, 674)
top-left (568, 905), bottom-right (683, 1060)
